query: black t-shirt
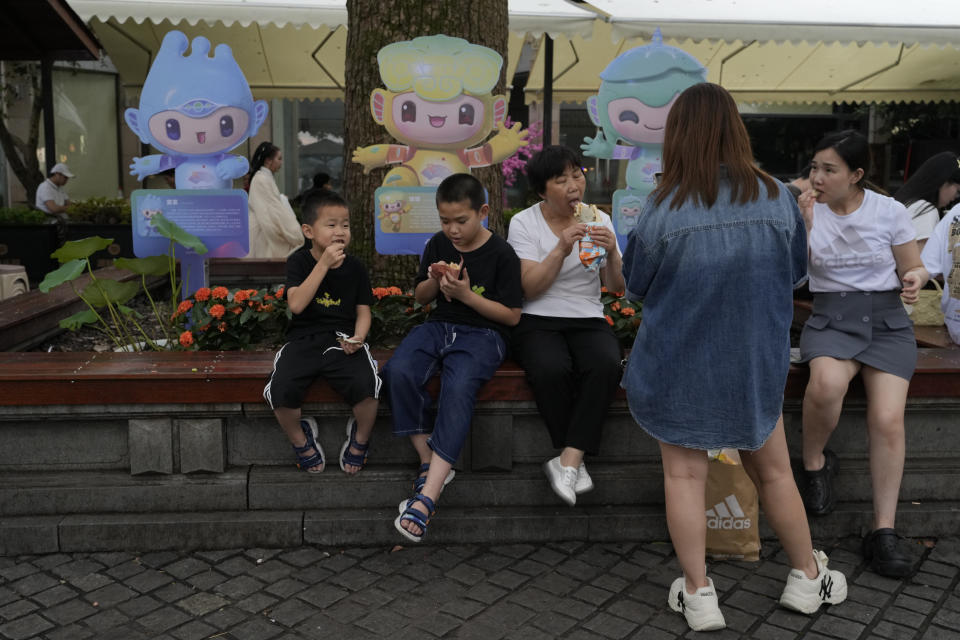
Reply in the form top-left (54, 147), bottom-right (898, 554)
top-left (416, 231), bottom-right (523, 332)
top-left (284, 248), bottom-right (374, 341)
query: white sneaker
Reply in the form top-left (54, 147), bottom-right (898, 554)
top-left (543, 456), bottom-right (578, 506)
top-left (574, 462), bottom-right (594, 495)
top-left (779, 549), bottom-right (848, 614)
top-left (668, 576), bottom-right (726, 632)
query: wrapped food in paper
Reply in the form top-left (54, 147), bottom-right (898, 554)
top-left (576, 203), bottom-right (606, 271)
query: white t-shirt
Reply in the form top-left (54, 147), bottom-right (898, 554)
top-left (920, 202), bottom-right (960, 344)
top-left (906, 199), bottom-right (939, 241)
top-left (507, 203), bottom-right (620, 318)
top-left (35, 178), bottom-right (67, 213)
top-left (808, 189), bottom-right (916, 292)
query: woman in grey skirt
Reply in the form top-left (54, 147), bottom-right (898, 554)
top-left (797, 130), bottom-right (928, 578)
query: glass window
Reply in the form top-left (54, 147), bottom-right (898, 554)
top-left (295, 99), bottom-right (345, 195)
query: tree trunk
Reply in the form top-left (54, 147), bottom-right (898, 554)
top-left (344, 0), bottom-right (509, 288)
top-left (0, 64), bottom-right (44, 206)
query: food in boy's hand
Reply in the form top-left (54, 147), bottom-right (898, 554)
top-left (430, 260), bottom-right (462, 279)
top-left (575, 203), bottom-right (606, 271)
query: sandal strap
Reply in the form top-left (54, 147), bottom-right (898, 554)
top-left (413, 463), bottom-right (430, 491)
top-left (399, 493), bottom-right (436, 529)
top-left (341, 448), bottom-right (369, 467)
top-left (293, 446), bottom-right (323, 469)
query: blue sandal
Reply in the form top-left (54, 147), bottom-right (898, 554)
top-left (339, 417), bottom-right (370, 472)
top-left (413, 463), bottom-right (456, 493)
top-left (294, 417), bottom-right (324, 473)
top-left (394, 493), bottom-right (436, 543)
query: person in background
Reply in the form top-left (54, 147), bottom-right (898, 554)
top-left (507, 146), bottom-right (624, 507)
top-left (894, 152), bottom-right (960, 251)
top-left (797, 129), bottom-right (927, 578)
top-left (920, 199), bottom-right (960, 345)
top-left (247, 142), bottom-right (305, 258)
top-left (312, 172), bottom-right (332, 192)
top-left (35, 163), bottom-right (74, 214)
top-left (622, 83), bottom-right (846, 632)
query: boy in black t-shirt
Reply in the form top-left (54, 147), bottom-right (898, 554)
top-left (383, 173), bottom-right (523, 542)
top-left (263, 192), bottom-right (380, 474)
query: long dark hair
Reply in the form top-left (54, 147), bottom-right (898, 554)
top-left (250, 141), bottom-right (280, 177)
top-left (653, 83), bottom-right (778, 210)
top-left (894, 151), bottom-right (960, 212)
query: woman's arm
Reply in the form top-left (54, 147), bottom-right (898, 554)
top-left (518, 224), bottom-right (585, 299)
top-left (892, 240), bottom-right (929, 304)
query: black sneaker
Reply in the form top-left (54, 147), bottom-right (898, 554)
top-left (802, 449), bottom-right (838, 516)
top-left (862, 528), bottom-right (914, 578)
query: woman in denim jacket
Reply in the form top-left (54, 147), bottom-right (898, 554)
top-left (622, 83), bottom-right (846, 632)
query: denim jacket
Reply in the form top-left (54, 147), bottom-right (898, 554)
top-left (621, 177), bottom-right (807, 450)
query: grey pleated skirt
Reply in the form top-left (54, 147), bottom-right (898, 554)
top-left (798, 290), bottom-right (917, 381)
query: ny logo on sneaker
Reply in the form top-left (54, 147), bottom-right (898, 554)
top-left (706, 494), bottom-right (752, 530)
top-left (677, 590), bottom-right (685, 612)
top-left (819, 574), bottom-right (834, 600)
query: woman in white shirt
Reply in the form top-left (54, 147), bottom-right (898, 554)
top-left (247, 142), bottom-right (305, 258)
top-left (507, 145), bottom-right (624, 507)
top-left (797, 130), bottom-right (927, 578)
top-left (894, 152), bottom-right (960, 251)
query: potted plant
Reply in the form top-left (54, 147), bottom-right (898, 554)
top-left (0, 207), bottom-right (60, 285)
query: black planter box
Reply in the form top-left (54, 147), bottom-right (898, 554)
top-left (0, 224), bottom-right (61, 285)
top-left (65, 223), bottom-right (135, 268)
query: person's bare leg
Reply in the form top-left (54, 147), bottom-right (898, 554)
top-left (660, 442), bottom-right (709, 593)
top-left (275, 406), bottom-right (323, 472)
top-left (559, 446), bottom-right (584, 469)
top-left (860, 367), bottom-right (908, 530)
top-left (343, 397), bottom-right (378, 474)
top-left (740, 417), bottom-right (818, 579)
top-left (802, 357), bottom-right (860, 471)
top-left (400, 454), bottom-right (451, 537)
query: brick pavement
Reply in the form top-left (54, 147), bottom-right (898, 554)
top-left (1, 537), bottom-right (958, 639)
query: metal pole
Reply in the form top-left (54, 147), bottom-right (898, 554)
top-left (543, 35), bottom-right (553, 147)
top-left (41, 57), bottom-right (56, 174)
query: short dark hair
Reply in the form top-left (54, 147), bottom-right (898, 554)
top-left (436, 173), bottom-right (486, 211)
top-left (312, 172), bottom-right (331, 189)
top-left (301, 190), bottom-right (348, 225)
top-left (525, 146), bottom-right (582, 197)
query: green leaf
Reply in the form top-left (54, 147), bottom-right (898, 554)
top-left (38, 259), bottom-right (86, 292)
top-left (117, 304), bottom-right (141, 318)
top-left (82, 279), bottom-right (140, 307)
top-left (114, 256), bottom-right (170, 276)
top-left (239, 307), bottom-right (255, 324)
top-left (151, 213), bottom-right (208, 255)
top-left (51, 236), bottom-right (113, 262)
top-left (59, 309), bottom-right (99, 330)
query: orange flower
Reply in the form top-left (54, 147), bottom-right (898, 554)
top-left (194, 287), bottom-right (211, 301)
top-left (387, 286), bottom-right (403, 296)
top-left (261, 304), bottom-right (274, 313)
top-left (264, 294), bottom-right (274, 301)
top-left (209, 304), bottom-right (225, 319)
top-left (601, 286), bottom-right (609, 293)
top-left (405, 306), bottom-right (414, 314)
top-left (174, 300), bottom-right (193, 317)
top-left (212, 286), bottom-right (229, 299)
top-left (621, 307), bottom-right (636, 317)
top-left (613, 291), bottom-right (625, 298)
top-left (275, 286), bottom-right (285, 298)
top-left (231, 306), bottom-right (243, 315)
top-left (218, 322), bottom-right (227, 332)
top-left (605, 315), bottom-right (614, 326)
top-left (233, 290), bottom-right (250, 304)
top-left (179, 331), bottom-right (194, 347)
top-left (198, 323), bottom-right (210, 332)
top-left (611, 301), bottom-right (621, 312)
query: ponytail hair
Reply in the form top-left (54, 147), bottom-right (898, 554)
top-left (250, 141), bottom-right (280, 178)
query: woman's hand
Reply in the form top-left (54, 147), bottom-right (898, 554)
top-left (555, 223), bottom-right (587, 254)
top-left (798, 189), bottom-right (818, 230)
top-left (588, 224), bottom-right (617, 252)
top-left (900, 267), bottom-right (929, 304)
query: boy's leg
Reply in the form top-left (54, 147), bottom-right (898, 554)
top-left (381, 324), bottom-right (444, 438)
top-left (399, 327), bottom-right (505, 537)
top-left (342, 397), bottom-right (378, 474)
top-left (273, 407), bottom-right (323, 472)
top-left (265, 340), bottom-right (325, 472)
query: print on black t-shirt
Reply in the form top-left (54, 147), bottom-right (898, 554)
top-left (416, 231), bottom-right (523, 333)
top-left (284, 248), bottom-right (374, 341)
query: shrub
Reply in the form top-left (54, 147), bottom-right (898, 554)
top-left (601, 287), bottom-right (642, 347)
top-left (0, 207), bottom-right (50, 225)
top-left (172, 286), bottom-right (290, 350)
top-left (65, 197), bottom-right (132, 224)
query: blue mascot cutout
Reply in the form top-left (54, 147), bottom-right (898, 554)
top-left (125, 31), bottom-right (268, 189)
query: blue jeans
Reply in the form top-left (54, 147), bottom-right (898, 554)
top-left (382, 322), bottom-right (506, 465)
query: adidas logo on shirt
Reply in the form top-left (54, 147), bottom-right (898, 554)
top-left (706, 494), bottom-right (752, 530)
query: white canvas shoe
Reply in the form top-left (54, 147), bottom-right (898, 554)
top-left (779, 549), bottom-right (848, 614)
top-left (668, 576), bottom-right (726, 632)
top-left (543, 456), bottom-right (578, 506)
top-left (574, 462), bottom-right (594, 494)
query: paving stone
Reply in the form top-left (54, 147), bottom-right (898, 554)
top-left (0, 613), bottom-right (54, 640)
top-left (752, 623), bottom-right (803, 640)
top-left (356, 607), bottom-right (410, 635)
top-left (265, 577), bottom-right (309, 599)
top-left (329, 567), bottom-right (380, 591)
top-left (185, 569), bottom-right (228, 591)
top-left (765, 609), bottom-right (810, 632)
top-left (606, 599), bottom-right (656, 625)
top-left (573, 584), bottom-right (617, 606)
top-left (41, 598), bottom-right (99, 625)
top-left (81, 608), bottom-right (129, 633)
top-left (582, 611), bottom-right (638, 639)
top-left (265, 598), bottom-right (319, 626)
top-left (116, 594), bottom-right (163, 617)
top-left (10, 572), bottom-right (59, 596)
top-left (465, 582), bottom-right (509, 604)
top-left (932, 607), bottom-right (960, 629)
top-left (413, 610), bottom-right (462, 636)
top-left (237, 591), bottom-right (278, 614)
top-left (530, 610), bottom-right (578, 635)
top-left (84, 582), bottom-right (137, 608)
top-left (169, 619), bottom-right (218, 640)
top-left (488, 569), bottom-right (529, 590)
top-left (43, 622), bottom-right (94, 640)
top-left (809, 613), bottom-right (866, 638)
top-left (901, 584), bottom-right (942, 602)
top-left (201, 605), bottom-right (247, 629)
top-left (31, 584), bottom-right (78, 607)
top-left (439, 596), bottom-right (486, 619)
top-left (177, 592), bottom-right (230, 616)
top-left (225, 615), bottom-right (285, 640)
top-left (872, 620), bottom-right (921, 640)
top-left (922, 626), bottom-right (960, 640)
top-left (214, 575), bottom-right (265, 599)
top-left (882, 605), bottom-right (927, 628)
top-left (278, 547), bottom-right (330, 567)
top-left (136, 605), bottom-right (192, 633)
top-left (0, 587), bottom-right (17, 607)
top-left (123, 568), bottom-right (173, 593)
top-left (106, 560), bottom-right (145, 580)
top-left (0, 597), bottom-right (39, 621)
top-left (295, 582), bottom-right (350, 609)
top-left (162, 558), bottom-right (211, 580)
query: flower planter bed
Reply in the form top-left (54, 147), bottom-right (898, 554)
top-left (0, 223), bottom-right (61, 285)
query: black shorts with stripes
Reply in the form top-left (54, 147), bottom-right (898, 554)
top-left (263, 332), bottom-right (381, 410)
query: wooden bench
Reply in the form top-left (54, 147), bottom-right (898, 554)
top-left (3, 347), bottom-right (960, 407)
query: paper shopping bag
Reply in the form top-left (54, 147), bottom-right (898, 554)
top-left (705, 449), bottom-right (760, 561)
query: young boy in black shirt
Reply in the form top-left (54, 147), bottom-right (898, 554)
top-left (382, 173), bottom-right (523, 542)
top-left (263, 191), bottom-right (380, 474)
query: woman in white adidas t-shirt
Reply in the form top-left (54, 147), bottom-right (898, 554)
top-left (893, 151), bottom-right (960, 251)
top-left (797, 130), bottom-right (928, 578)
